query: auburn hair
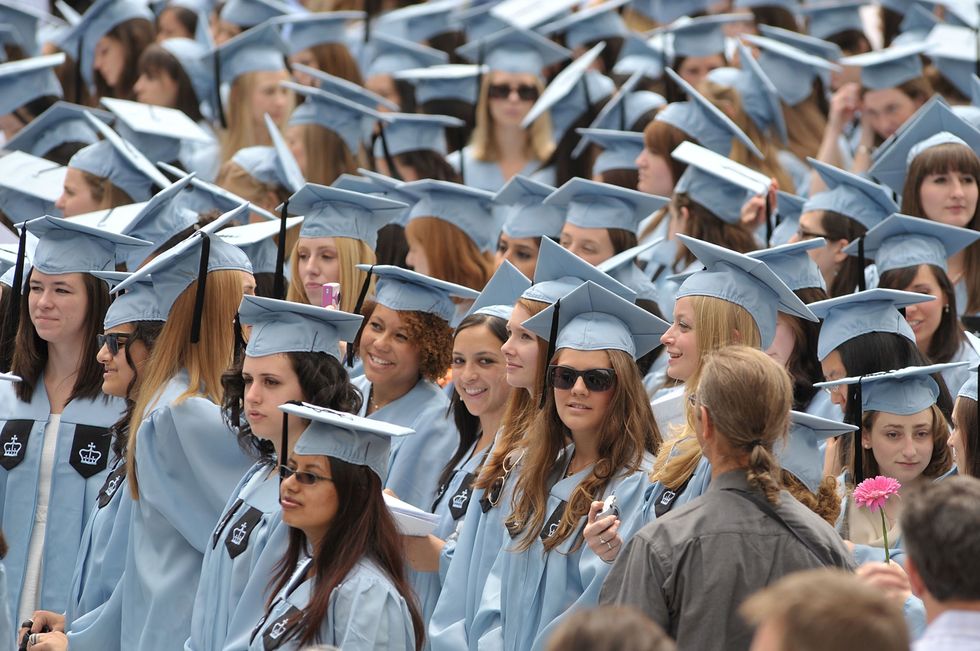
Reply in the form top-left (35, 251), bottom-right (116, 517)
top-left (405, 217), bottom-right (494, 290)
top-left (288, 122), bottom-right (359, 185)
top-left (93, 18), bottom-right (156, 102)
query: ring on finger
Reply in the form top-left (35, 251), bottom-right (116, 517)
top-left (29, 633), bottom-right (39, 647)
top-left (598, 535), bottom-right (606, 544)
top-left (606, 540), bottom-right (613, 551)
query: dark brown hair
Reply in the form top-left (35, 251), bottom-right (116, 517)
top-left (673, 193), bottom-right (757, 267)
top-left (819, 210), bottom-right (868, 298)
top-left (109, 320), bottom-right (164, 461)
top-left (643, 120), bottom-right (691, 183)
top-left (784, 287), bottom-right (829, 411)
top-left (93, 18), bottom-right (157, 102)
top-left (953, 396), bottom-right (980, 478)
top-left (860, 404), bottom-right (952, 481)
top-left (878, 264), bottom-right (961, 364)
top-left (137, 44), bottom-right (204, 122)
top-left (392, 150), bottom-right (460, 183)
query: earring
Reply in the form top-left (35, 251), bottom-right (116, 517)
top-left (943, 304), bottom-right (950, 313)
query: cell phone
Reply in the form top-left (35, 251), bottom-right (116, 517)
top-left (321, 282), bottom-right (341, 308)
top-left (597, 494), bottom-right (619, 520)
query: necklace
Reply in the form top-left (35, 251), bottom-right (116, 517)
top-left (368, 388), bottom-right (389, 413)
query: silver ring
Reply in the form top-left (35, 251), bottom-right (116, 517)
top-left (606, 540), bottom-right (613, 551)
top-left (29, 633), bottom-right (39, 647)
top-left (598, 535), bottom-right (606, 544)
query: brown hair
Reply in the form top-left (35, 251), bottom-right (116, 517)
top-left (696, 345), bottom-right (792, 504)
top-left (405, 217), bottom-right (494, 290)
top-left (507, 348), bottom-right (660, 551)
top-left (79, 170), bottom-right (136, 210)
top-left (953, 395), bottom-right (980, 478)
top-left (544, 605), bottom-right (676, 651)
top-left (878, 264), bottom-right (961, 363)
top-left (136, 44), bottom-right (204, 122)
top-left (215, 160), bottom-right (290, 212)
top-left (597, 168), bottom-right (639, 189)
top-left (643, 120), bottom-right (691, 183)
top-left (291, 122), bottom-right (359, 185)
top-left (781, 85), bottom-right (828, 161)
top-left (819, 210), bottom-right (869, 298)
top-left (901, 142), bottom-right (980, 313)
top-left (782, 471), bottom-right (841, 526)
top-left (784, 287), bottom-right (829, 411)
top-left (355, 303), bottom-right (454, 383)
top-left (672, 193), bottom-right (757, 268)
top-left (740, 569), bottom-right (910, 651)
top-left (300, 43), bottom-right (362, 85)
top-left (93, 19), bottom-right (157, 102)
top-left (860, 404), bottom-right (953, 482)
top-left (470, 75), bottom-right (553, 163)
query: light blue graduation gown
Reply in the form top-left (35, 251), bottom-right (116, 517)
top-left (630, 453), bottom-right (712, 537)
top-left (0, 563), bottom-right (11, 651)
top-left (945, 336), bottom-right (980, 396)
top-left (353, 375), bottom-right (456, 510)
top-left (473, 449), bottom-right (655, 651)
top-left (778, 149), bottom-right (812, 198)
top-left (118, 372), bottom-right (253, 650)
top-left (247, 557), bottom-right (416, 651)
top-left (447, 146), bottom-right (555, 192)
top-left (0, 379), bottom-right (124, 615)
top-left (185, 460), bottom-right (284, 651)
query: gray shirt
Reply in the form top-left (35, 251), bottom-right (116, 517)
top-left (599, 470), bottom-right (854, 651)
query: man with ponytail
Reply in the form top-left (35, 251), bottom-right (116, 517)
top-left (599, 346), bottom-right (852, 651)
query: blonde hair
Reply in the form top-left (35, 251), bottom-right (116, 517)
top-left (652, 295), bottom-right (762, 489)
top-left (405, 217), bottom-right (494, 290)
top-left (214, 160), bottom-right (289, 212)
top-left (219, 71), bottom-right (293, 163)
top-left (286, 236), bottom-right (376, 313)
top-left (127, 270), bottom-right (243, 498)
top-left (782, 91), bottom-right (827, 161)
top-left (292, 122), bottom-right (360, 185)
top-left (470, 75), bottom-right (554, 163)
top-left (79, 170), bottom-right (135, 209)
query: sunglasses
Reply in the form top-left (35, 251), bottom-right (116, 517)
top-left (279, 465), bottom-right (334, 485)
top-left (97, 333), bottom-right (131, 356)
top-left (487, 83), bottom-right (539, 102)
top-left (548, 365), bottom-right (617, 392)
top-left (485, 448), bottom-right (524, 508)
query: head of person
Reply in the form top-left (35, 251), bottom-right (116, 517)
top-left (155, 5), bottom-right (197, 41)
top-left (283, 82), bottom-right (368, 186)
top-left (55, 164), bottom-right (134, 217)
top-left (951, 373), bottom-right (980, 477)
top-left (861, 77), bottom-right (932, 142)
top-left (544, 605), bottom-right (676, 651)
top-left (877, 263), bottom-right (959, 363)
top-left (371, 112), bottom-right (462, 184)
top-left (668, 177), bottom-right (759, 268)
top-left (741, 569), bottom-right (910, 651)
top-left (901, 140), bottom-right (980, 230)
top-left (226, 69), bottom-right (292, 148)
top-left (0, 56), bottom-right (63, 142)
top-left (91, 17), bottom-right (157, 100)
top-left (791, 208), bottom-right (867, 297)
top-left (134, 41), bottom-right (205, 122)
top-left (280, 13), bottom-right (363, 86)
top-left (470, 71), bottom-right (553, 163)
top-left (493, 175), bottom-right (565, 280)
top-left (636, 120), bottom-right (689, 197)
top-left (215, 149), bottom-right (292, 216)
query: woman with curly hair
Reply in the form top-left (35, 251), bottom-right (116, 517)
top-left (352, 266), bottom-right (477, 509)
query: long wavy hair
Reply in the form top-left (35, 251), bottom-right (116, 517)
top-left (470, 75), bottom-right (553, 163)
top-left (286, 236), bottom-right (376, 314)
top-left (109, 320), bottom-right (164, 461)
top-left (93, 19), bottom-right (156, 102)
top-left (405, 217), bottom-right (494, 290)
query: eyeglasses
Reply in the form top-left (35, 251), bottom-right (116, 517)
top-left (97, 333), bottom-right (131, 356)
top-left (279, 465), bottom-right (334, 485)
top-left (795, 227), bottom-right (829, 241)
top-left (548, 365), bottom-right (617, 392)
top-left (486, 448), bottom-right (524, 508)
top-left (822, 384), bottom-right (844, 396)
top-left (487, 83), bottom-right (539, 102)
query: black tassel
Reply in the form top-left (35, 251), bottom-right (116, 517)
top-left (857, 236), bottom-right (866, 292)
top-left (213, 48), bottom-right (227, 130)
top-left (539, 299), bottom-right (560, 409)
top-left (378, 127), bottom-right (401, 181)
top-left (764, 191), bottom-right (773, 245)
top-left (74, 39), bottom-right (83, 105)
top-left (847, 381), bottom-right (865, 484)
top-left (345, 265), bottom-right (374, 368)
top-left (274, 200), bottom-right (288, 300)
top-left (2, 225), bottom-right (28, 361)
top-left (190, 235), bottom-right (211, 344)
top-left (279, 411), bottom-right (289, 484)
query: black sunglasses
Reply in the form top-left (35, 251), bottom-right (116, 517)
top-left (97, 333), bottom-right (131, 356)
top-left (279, 465), bottom-right (334, 485)
top-left (548, 365), bottom-right (617, 392)
top-left (487, 83), bottom-right (539, 102)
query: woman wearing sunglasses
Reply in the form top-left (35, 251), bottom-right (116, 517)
top-left (185, 296), bottom-right (364, 651)
top-left (470, 280), bottom-right (666, 650)
top-left (249, 404), bottom-right (422, 650)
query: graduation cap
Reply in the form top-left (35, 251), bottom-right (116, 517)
top-left (842, 213), bottom-right (980, 275)
top-left (374, 0), bottom-right (462, 43)
top-left (374, 113), bottom-right (465, 159)
top-left (56, 0), bottom-right (153, 89)
top-left (815, 361), bottom-right (967, 415)
top-left (92, 270), bottom-right (168, 328)
top-left (611, 34), bottom-right (666, 80)
top-left (922, 25), bottom-right (980, 99)
top-left (523, 280), bottom-right (668, 360)
top-left (546, 176), bottom-right (667, 234)
top-left (116, 173), bottom-right (200, 270)
top-left (574, 128), bottom-right (643, 175)
top-left (3, 101), bottom-right (110, 160)
top-left (401, 179), bottom-right (497, 252)
top-left (466, 260), bottom-right (532, 320)
top-left (808, 288), bottom-right (934, 361)
top-left (655, 68), bottom-right (764, 158)
top-left (393, 64), bottom-right (484, 105)
top-left (653, 14), bottom-right (745, 59)
top-left (0, 152), bottom-right (65, 223)
top-left (801, 1), bottom-right (865, 40)
top-left (456, 25), bottom-right (571, 75)
top-left (0, 53), bottom-right (63, 116)
top-left (218, 0), bottom-right (296, 28)
top-left (538, 0), bottom-right (628, 51)
top-left (356, 263), bottom-right (479, 323)
top-left (239, 292), bottom-right (362, 362)
top-left (281, 402), bottom-right (414, 481)
top-left (671, 140), bottom-right (770, 226)
top-left (271, 11), bottom-right (363, 55)
top-left (112, 204), bottom-right (254, 342)
top-left (523, 237), bottom-right (637, 305)
top-left (100, 97), bottom-right (214, 167)
top-left (493, 175), bottom-right (565, 240)
top-left (0, 1), bottom-right (51, 54)
top-left (714, 41), bottom-right (788, 144)
top-left (893, 3), bottom-right (940, 46)
top-left (284, 183), bottom-right (407, 250)
top-left (216, 216), bottom-right (302, 275)
top-left (741, 33), bottom-right (840, 106)
top-left (488, 0), bottom-right (579, 30)
top-left (675, 234), bottom-right (818, 348)
top-left (746, 239), bottom-right (826, 292)
top-left (629, 0), bottom-right (713, 23)
top-left (158, 37), bottom-right (214, 117)
top-left (210, 23), bottom-right (287, 126)
top-left (352, 168), bottom-right (420, 224)
top-left (597, 238), bottom-right (663, 303)
top-left (958, 362), bottom-right (979, 400)
top-left (19, 215), bottom-right (149, 283)
top-left (290, 64), bottom-right (396, 116)
top-left (158, 161), bottom-right (278, 222)
top-left (365, 33), bottom-right (448, 77)
top-left (769, 190), bottom-right (807, 246)
top-left (577, 71), bottom-right (666, 156)
top-left (520, 43), bottom-right (615, 142)
top-left (779, 411), bottom-right (858, 494)
top-left (804, 158), bottom-right (898, 231)
top-left (840, 42), bottom-right (927, 90)
top-left (286, 81), bottom-right (382, 157)
top-left (757, 23), bottom-right (842, 61)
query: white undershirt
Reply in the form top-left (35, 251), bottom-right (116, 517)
top-left (17, 413), bottom-right (61, 623)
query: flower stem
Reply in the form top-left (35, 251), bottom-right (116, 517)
top-left (880, 509), bottom-right (891, 564)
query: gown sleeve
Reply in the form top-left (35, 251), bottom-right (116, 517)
top-left (326, 568), bottom-right (416, 651)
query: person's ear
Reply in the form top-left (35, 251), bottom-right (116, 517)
top-left (905, 557), bottom-right (927, 599)
top-left (830, 238), bottom-right (850, 264)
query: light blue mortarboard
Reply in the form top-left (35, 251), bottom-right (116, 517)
top-left (212, 22), bottom-right (287, 93)
top-left (23, 215), bottom-right (150, 275)
top-left (286, 81), bottom-right (381, 155)
top-left (92, 270), bottom-right (167, 328)
top-left (924, 25), bottom-right (980, 99)
top-left (771, 190), bottom-right (807, 245)
top-left (958, 363), bottom-right (978, 400)
top-left (366, 33), bottom-right (448, 76)
top-left (357, 263), bottom-right (480, 322)
top-left (393, 64), bottom-right (484, 105)
top-left (374, 0), bottom-right (462, 43)
top-left (3, 101), bottom-right (109, 160)
top-left (0, 151), bottom-right (65, 223)
top-left (285, 183), bottom-right (407, 249)
top-left (741, 34), bottom-right (840, 106)
top-left (118, 173), bottom-right (200, 269)
top-left (100, 97), bottom-right (214, 166)
top-left (842, 213), bottom-right (980, 275)
top-left (216, 216), bottom-right (302, 274)
top-left (711, 41), bottom-right (788, 144)
top-left (521, 44), bottom-right (616, 141)
top-left (231, 146), bottom-right (298, 195)
top-left (239, 293), bottom-right (361, 359)
top-left (264, 112), bottom-right (304, 193)
top-left (271, 11), bottom-right (363, 55)
top-left (802, 1), bottom-right (865, 40)
top-left (629, 0), bottom-right (712, 23)
top-left (524, 237), bottom-right (636, 304)
top-left (656, 68), bottom-right (765, 158)
top-left (0, 1), bottom-right (49, 54)
top-left (158, 37), bottom-right (214, 115)
top-left (780, 411), bottom-right (858, 493)
top-left (282, 402), bottom-right (414, 481)
top-left (292, 63), bottom-right (398, 111)
top-left (0, 53), bottom-right (63, 115)
top-left (597, 238), bottom-right (662, 302)
top-left (869, 96), bottom-right (980, 194)
top-left (671, 140), bottom-right (769, 224)
top-left (804, 158), bottom-right (898, 230)
top-left (757, 23), bottom-right (843, 61)
top-left (545, 176), bottom-right (669, 233)
top-left (456, 26), bottom-right (570, 76)
top-left (158, 161), bottom-right (278, 222)
top-left (611, 35), bottom-right (666, 80)
top-left (56, 0), bottom-right (153, 87)
top-left (653, 14), bottom-right (745, 59)
top-left (675, 234), bottom-right (818, 348)
top-left (523, 280), bottom-right (668, 358)
top-left (574, 71), bottom-right (665, 158)
top-left (330, 173), bottom-right (381, 196)
top-left (219, 0), bottom-right (295, 27)
top-left (574, 128), bottom-right (643, 175)
top-left (893, 4), bottom-right (940, 46)
top-left (538, 0), bottom-right (628, 51)
top-left (747, 239), bottom-right (826, 291)
top-left (840, 42), bottom-right (926, 90)
top-left (401, 179), bottom-right (497, 252)
top-left (375, 112), bottom-right (464, 158)
top-left (494, 175), bottom-right (565, 240)
top-left (455, 3), bottom-right (509, 41)
top-left (466, 260), bottom-right (531, 320)
top-left (112, 204), bottom-right (254, 322)
top-left (815, 362), bottom-right (969, 415)
top-left (352, 168), bottom-right (419, 225)
top-left (808, 288), bottom-right (935, 360)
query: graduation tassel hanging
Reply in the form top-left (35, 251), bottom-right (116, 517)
top-left (847, 380), bottom-right (865, 485)
top-left (857, 237), bottom-right (866, 292)
top-left (190, 234), bottom-right (211, 344)
top-left (378, 126), bottom-right (401, 182)
top-left (539, 298), bottom-right (560, 409)
top-left (279, 411), bottom-right (289, 483)
top-left (274, 200), bottom-right (288, 300)
top-left (74, 40), bottom-right (83, 105)
top-left (1, 225), bottom-right (28, 364)
top-left (345, 265), bottom-right (375, 368)
top-left (213, 49), bottom-right (228, 130)
top-left (764, 190), bottom-right (773, 246)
